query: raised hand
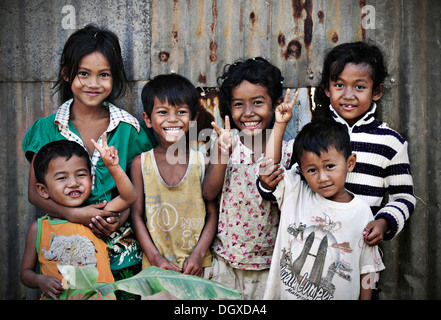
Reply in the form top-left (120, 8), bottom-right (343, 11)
top-left (91, 132), bottom-right (119, 168)
top-left (275, 89), bottom-right (299, 124)
top-left (211, 115), bottom-right (235, 156)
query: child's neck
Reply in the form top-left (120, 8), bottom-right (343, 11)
top-left (70, 101), bottom-right (109, 121)
top-left (153, 141), bottom-right (191, 186)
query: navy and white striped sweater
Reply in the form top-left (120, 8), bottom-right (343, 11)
top-left (330, 103), bottom-right (415, 240)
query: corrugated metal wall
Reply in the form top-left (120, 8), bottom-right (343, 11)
top-left (1, 0), bottom-right (439, 299)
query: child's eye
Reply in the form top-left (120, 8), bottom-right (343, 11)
top-left (177, 109), bottom-right (188, 115)
top-left (307, 168), bottom-right (317, 174)
top-left (100, 73), bottom-right (111, 78)
top-left (232, 102), bottom-right (243, 108)
top-left (355, 85), bottom-right (366, 90)
top-left (56, 177), bottom-right (66, 181)
top-left (78, 71), bottom-right (88, 77)
top-left (253, 100), bottom-right (263, 106)
top-left (326, 164), bottom-right (336, 169)
top-left (334, 83), bottom-right (344, 88)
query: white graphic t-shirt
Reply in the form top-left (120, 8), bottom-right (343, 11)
top-left (264, 169), bottom-right (385, 300)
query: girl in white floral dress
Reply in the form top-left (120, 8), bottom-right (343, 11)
top-left (203, 57), bottom-right (298, 299)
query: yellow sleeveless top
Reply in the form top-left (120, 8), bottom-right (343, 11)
top-left (37, 216), bottom-right (115, 300)
top-left (141, 149), bottom-right (212, 269)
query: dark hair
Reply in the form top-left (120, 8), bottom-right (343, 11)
top-left (33, 140), bottom-right (91, 185)
top-left (141, 73), bottom-right (200, 119)
top-left (217, 57), bottom-right (284, 125)
top-left (293, 119), bottom-right (352, 167)
top-left (53, 24), bottom-right (129, 103)
top-left (315, 41), bottom-right (388, 109)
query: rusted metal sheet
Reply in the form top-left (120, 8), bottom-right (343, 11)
top-left (1, 0), bottom-right (440, 300)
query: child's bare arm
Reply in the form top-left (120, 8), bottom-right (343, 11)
top-left (91, 132), bottom-right (137, 213)
top-left (28, 154), bottom-right (118, 227)
top-left (182, 198), bottom-right (219, 276)
top-left (360, 273), bottom-right (374, 300)
top-left (265, 89), bottom-right (297, 163)
top-left (20, 221), bottom-right (64, 299)
top-left (130, 155), bottom-right (182, 272)
top-left (203, 116), bottom-right (234, 201)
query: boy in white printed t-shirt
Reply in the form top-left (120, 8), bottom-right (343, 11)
top-left (258, 102), bottom-right (384, 299)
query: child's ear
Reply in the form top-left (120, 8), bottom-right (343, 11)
top-left (36, 183), bottom-right (50, 199)
top-left (372, 84), bottom-right (384, 101)
top-left (142, 112), bottom-right (153, 128)
top-left (324, 84), bottom-right (331, 98)
top-left (346, 153), bottom-right (357, 172)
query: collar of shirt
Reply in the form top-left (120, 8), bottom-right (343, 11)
top-left (329, 102), bottom-right (377, 131)
top-left (54, 99), bottom-right (140, 187)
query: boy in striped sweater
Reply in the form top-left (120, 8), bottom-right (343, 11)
top-left (317, 41), bottom-right (415, 245)
top-left (258, 41), bottom-right (415, 246)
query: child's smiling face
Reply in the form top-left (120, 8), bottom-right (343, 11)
top-left (37, 155), bottom-right (92, 207)
top-left (325, 63), bottom-right (383, 127)
top-left (143, 97), bottom-right (193, 146)
top-left (230, 80), bottom-right (274, 137)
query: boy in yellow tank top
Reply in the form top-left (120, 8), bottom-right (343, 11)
top-left (20, 136), bottom-right (137, 300)
top-left (131, 74), bottom-right (218, 289)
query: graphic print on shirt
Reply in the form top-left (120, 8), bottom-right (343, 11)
top-left (147, 203), bottom-right (205, 260)
top-left (42, 232), bottom-right (97, 266)
top-left (280, 213), bottom-right (353, 300)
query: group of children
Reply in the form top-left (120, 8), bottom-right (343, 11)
top-left (19, 24), bottom-right (415, 300)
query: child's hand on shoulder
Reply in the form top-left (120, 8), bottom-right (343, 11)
top-left (91, 132), bottom-right (119, 168)
top-left (259, 158), bottom-right (285, 191)
top-left (275, 89), bottom-right (298, 125)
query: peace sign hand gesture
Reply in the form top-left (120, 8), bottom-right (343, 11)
top-left (91, 132), bottom-right (119, 168)
top-left (275, 89), bottom-right (299, 125)
top-left (211, 115), bottom-right (235, 156)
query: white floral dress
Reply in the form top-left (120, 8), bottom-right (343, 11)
top-left (212, 131), bottom-right (294, 270)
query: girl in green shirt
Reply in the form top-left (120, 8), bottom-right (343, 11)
top-left (22, 24), bottom-right (154, 297)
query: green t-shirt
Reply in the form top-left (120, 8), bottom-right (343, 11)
top-left (22, 103), bottom-right (155, 205)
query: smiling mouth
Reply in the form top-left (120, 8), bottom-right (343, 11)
top-left (164, 127), bottom-right (182, 135)
top-left (340, 104), bottom-right (357, 111)
top-left (68, 191), bottom-right (83, 198)
top-left (242, 121), bottom-right (261, 129)
top-left (85, 91), bottom-right (101, 97)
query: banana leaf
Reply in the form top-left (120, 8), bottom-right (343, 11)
top-left (58, 264), bottom-right (241, 300)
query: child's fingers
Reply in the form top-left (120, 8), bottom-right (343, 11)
top-left (90, 138), bottom-right (101, 152)
top-left (289, 90), bottom-right (299, 108)
top-left (101, 132), bottom-right (108, 148)
top-left (211, 121), bottom-right (223, 136)
top-left (284, 88), bottom-right (291, 104)
top-left (224, 115), bottom-right (230, 132)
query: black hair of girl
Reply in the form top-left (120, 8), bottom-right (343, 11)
top-left (53, 24), bottom-right (129, 104)
top-left (141, 73), bottom-right (200, 119)
top-left (293, 118), bottom-right (352, 168)
top-left (33, 140), bottom-right (91, 185)
top-left (314, 41), bottom-right (388, 114)
top-left (217, 57), bottom-right (284, 128)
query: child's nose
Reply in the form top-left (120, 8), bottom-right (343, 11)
top-left (343, 87), bottom-right (355, 99)
top-left (243, 104), bottom-right (255, 116)
top-left (67, 177), bottom-right (80, 187)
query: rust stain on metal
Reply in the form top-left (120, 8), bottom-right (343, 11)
top-left (284, 39), bottom-right (302, 60)
top-left (278, 32), bottom-right (286, 47)
top-left (250, 11), bottom-right (257, 26)
top-left (158, 51), bottom-right (170, 63)
top-left (198, 72), bottom-right (207, 84)
top-left (209, 0), bottom-right (218, 63)
top-left (332, 32), bottom-right (339, 43)
top-left (318, 10), bottom-right (324, 24)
